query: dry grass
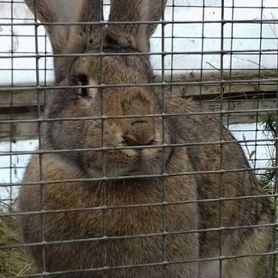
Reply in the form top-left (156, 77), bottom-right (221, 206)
top-left (0, 216), bottom-right (34, 277)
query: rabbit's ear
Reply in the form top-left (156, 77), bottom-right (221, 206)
top-left (25, 0), bottom-right (103, 82)
top-left (25, 0), bottom-right (84, 54)
top-left (106, 0), bottom-right (167, 52)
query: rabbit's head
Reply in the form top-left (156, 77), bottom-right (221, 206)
top-left (26, 0), bottom-right (166, 82)
top-left (26, 0), bottom-right (170, 178)
top-left (50, 56), bottom-right (172, 178)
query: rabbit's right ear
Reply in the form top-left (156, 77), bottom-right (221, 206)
top-left (106, 0), bottom-right (167, 53)
top-left (25, 0), bottom-right (103, 82)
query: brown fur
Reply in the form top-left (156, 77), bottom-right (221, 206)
top-left (165, 97), bottom-right (273, 277)
top-left (19, 1), bottom-right (273, 277)
top-left (108, 0), bottom-right (167, 52)
top-left (25, 0), bottom-right (103, 82)
top-left (20, 145), bottom-right (199, 277)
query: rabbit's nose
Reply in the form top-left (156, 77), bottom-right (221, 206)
top-left (121, 135), bottom-right (155, 147)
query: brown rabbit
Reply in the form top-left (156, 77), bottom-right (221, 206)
top-left (19, 0), bottom-right (273, 277)
top-left (164, 97), bottom-right (273, 277)
top-left (19, 0), bottom-right (198, 277)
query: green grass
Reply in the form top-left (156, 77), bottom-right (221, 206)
top-left (259, 113), bottom-right (277, 197)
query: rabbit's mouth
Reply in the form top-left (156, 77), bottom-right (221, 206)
top-left (86, 152), bottom-right (163, 178)
top-left (122, 161), bottom-right (161, 177)
top-left (124, 167), bottom-right (143, 176)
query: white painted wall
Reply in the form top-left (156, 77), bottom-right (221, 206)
top-left (0, 0), bottom-right (277, 84)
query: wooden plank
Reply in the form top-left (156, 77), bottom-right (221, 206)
top-left (0, 98), bottom-right (276, 141)
top-left (0, 112), bottom-right (39, 141)
top-left (0, 70), bottom-right (277, 140)
top-left (177, 83), bottom-right (277, 98)
top-left (156, 69), bottom-right (277, 97)
top-left (0, 88), bottom-right (45, 108)
top-left (0, 69), bottom-right (277, 108)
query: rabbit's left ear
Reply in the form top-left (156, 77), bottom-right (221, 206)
top-left (25, 0), bottom-right (103, 82)
top-left (106, 0), bottom-right (167, 53)
top-left (26, 0), bottom-right (103, 53)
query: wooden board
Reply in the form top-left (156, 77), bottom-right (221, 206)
top-left (0, 70), bottom-right (277, 140)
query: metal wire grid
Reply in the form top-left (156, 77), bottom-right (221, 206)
top-left (0, 0), bottom-right (278, 277)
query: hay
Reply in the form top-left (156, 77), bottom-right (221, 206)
top-left (0, 216), bottom-right (34, 277)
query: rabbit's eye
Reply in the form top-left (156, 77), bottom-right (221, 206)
top-left (72, 74), bottom-right (90, 98)
top-left (148, 139), bottom-right (156, 145)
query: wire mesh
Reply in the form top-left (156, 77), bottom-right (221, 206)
top-left (0, 0), bottom-right (278, 277)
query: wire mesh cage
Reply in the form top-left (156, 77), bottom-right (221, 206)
top-left (0, 0), bottom-right (278, 277)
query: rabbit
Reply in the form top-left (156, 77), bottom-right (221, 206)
top-left (164, 96), bottom-right (274, 277)
top-left (18, 0), bottom-right (274, 277)
top-left (19, 0), bottom-right (199, 277)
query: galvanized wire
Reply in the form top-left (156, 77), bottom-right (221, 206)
top-left (0, 0), bottom-right (278, 277)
